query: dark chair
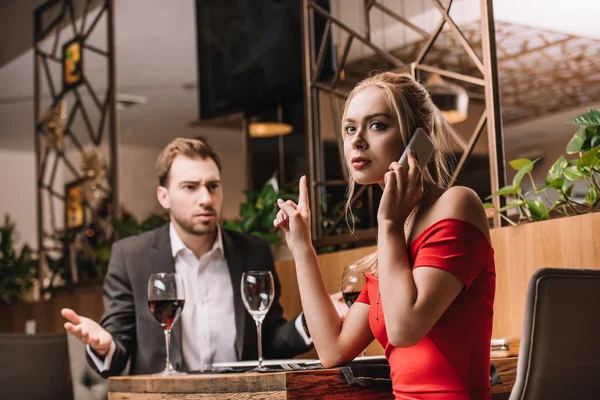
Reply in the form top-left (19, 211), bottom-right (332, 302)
top-left (509, 268), bottom-right (600, 400)
top-left (66, 333), bottom-right (108, 400)
top-left (0, 333), bottom-right (73, 400)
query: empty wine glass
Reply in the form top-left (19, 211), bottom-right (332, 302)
top-left (241, 271), bottom-right (275, 372)
top-left (147, 272), bottom-right (186, 376)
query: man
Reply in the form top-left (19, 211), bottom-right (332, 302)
top-left (62, 138), bottom-right (316, 376)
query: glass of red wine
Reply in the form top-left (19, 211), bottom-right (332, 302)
top-left (147, 272), bottom-right (186, 376)
top-left (341, 263), bottom-right (367, 357)
top-left (241, 271), bottom-right (275, 372)
top-left (341, 263), bottom-right (366, 308)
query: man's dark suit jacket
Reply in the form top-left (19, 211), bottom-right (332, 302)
top-left (88, 224), bottom-right (311, 377)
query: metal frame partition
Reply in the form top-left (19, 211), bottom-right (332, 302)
top-left (33, 0), bottom-right (117, 289)
top-left (301, 0), bottom-right (506, 250)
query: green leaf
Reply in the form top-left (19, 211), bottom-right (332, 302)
top-left (566, 126), bottom-right (588, 154)
top-left (258, 209), bottom-right (278, 229)
top-left (591, 135), bottom-right (600, 149)
top-left (499, 199), bottom-right (525, 212)
top-left (240, 203), bottom-right (257, 219)
top-left (509, 158), bottom-right (533, 171)
top-left (563, 165), bottom-right (586, 181)
top-left (243, 190), bottom-right (259, 204)
top-left (486, 185), bottom-right (517, 200)
top-left (546, 156), bottom-right (568, 183)
top-left (562, 180), bottom-right (574, 197)
top-left (577, 146), bottom-right (600, 169)
top-left (512, 158), bottom-right (539, 188)
top-left (586, 187), bottom-right (598, 206)
top-left (482, 202), bottom-right (495, 209)
top-left (221, 220), bottom-right (242, 232)
top-left (525, 200), bottom-right (549, 221)
top-left (263, 233), bottom-right (280, 245)
top-left (545, 178), bottom-right (564, 190)
top-left (256, 184), bottom-right (277, 210)
top-left (568, 108), bottom-right (600, 127)
top-left (241, 215), bottom-right (258, 232)
top-left (549, 199), bottom-right (566, 212)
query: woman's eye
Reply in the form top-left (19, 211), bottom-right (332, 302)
top-left (371, 122), bottom-right (386, 130)
top-left (345, 126), bottom-right (356, 134)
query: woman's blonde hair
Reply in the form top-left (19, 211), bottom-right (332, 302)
top-left (341, 72), bottom-right (457, 278)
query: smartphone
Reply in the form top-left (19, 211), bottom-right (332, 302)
top-left (398, 127), bottom-right (434, 170)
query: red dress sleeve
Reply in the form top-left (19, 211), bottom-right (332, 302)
top-left (411, 218), bottom-right (491, 290)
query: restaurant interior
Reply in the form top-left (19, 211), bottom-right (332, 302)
top-left (0, 0), bottom-right (599, 399)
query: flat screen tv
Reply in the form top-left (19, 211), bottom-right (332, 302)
top-left (195, 0), bottom-right (333, 120)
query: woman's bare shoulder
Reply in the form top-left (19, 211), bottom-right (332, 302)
top-left (429, 186), bottom-right (490, 240)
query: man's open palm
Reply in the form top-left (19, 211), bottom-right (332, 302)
top-left (61, 308), bottom-right (113, 357)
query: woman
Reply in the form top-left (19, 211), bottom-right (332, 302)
top-left (274, 72), bottom-right (495, 399)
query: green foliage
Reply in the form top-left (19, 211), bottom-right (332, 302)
top-left (485, 109), bottom-right (600, 225)
top-left (0, 215), bottom-right (38, 304)
top-left (222, 175), bottom-right (298, 245)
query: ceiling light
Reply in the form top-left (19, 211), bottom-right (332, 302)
top-left (248, 122), bottom-right (293, 138)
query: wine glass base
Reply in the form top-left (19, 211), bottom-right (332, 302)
top-left (153, 369), bottom-right (187, 376)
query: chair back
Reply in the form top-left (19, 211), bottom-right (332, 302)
top-left (0, 333), bottom-right (73, 400)
top-left (509, 268), bottom-right (600, 400)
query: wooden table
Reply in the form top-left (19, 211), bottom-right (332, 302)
top-left (109, 357), bottom-right (517, 400)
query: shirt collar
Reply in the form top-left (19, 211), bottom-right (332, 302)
top-left (169, 223), bottom-right (224, 259)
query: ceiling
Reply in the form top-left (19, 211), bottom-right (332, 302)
top-left (0, 0), bottom-right (598, 152)
top-left (344, 19), bottom-right (600, 125)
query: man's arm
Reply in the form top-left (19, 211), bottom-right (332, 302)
top-left (88, 241), bottom-right (137, 377)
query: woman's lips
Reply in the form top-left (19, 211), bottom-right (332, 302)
top-left (351, 157), bottom-right (371, 170)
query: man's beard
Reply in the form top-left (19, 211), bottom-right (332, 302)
top-left (171, 213), bottom-right (217, 236)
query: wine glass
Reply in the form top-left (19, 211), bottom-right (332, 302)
top-left (341, 263), bottom-right (366, 308)
top-left (147, 272), bottom-right (186, 376)
top-left (241, 271), bottom-right (275, 372)
top-left (341, 263), bottom-right (368, 358)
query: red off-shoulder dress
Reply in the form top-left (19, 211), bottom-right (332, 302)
top-left (356, 218), bottom-right (496, 400)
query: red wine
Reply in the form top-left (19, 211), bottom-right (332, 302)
top-left (148, 299), bottom-right (184, 330)
top-left (343, 291), bottom-right (361, 308)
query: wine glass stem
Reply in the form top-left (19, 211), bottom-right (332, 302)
top-left (164, 329), bottom-right (174, 371)
top-left (255, 319), bottom-right (264, 369)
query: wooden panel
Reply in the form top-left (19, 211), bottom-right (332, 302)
top-left (109, 369), bottom-right (395, 400)
top-left (109, 392), bottom-right (285, 400)
top-left (0, 284), bottom-right (103, 333)
top-left (491, 357), bottom-right (518, 396)
top-left (285, 369), bottom-right (392, 400)
top-left (109, 372), bottom-right (285, 394)
top-left (490, 213), bottom-right (600, 339)
top-left (107, 364), bottom-right (515, 399)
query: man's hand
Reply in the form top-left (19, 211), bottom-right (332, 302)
top-left (61, 308), bottom-right (113, 357)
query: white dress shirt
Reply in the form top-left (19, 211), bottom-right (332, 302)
top-left (88, 223), bottom-right (310, 372)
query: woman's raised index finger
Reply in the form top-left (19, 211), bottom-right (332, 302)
top-left (298, 175), bottom-right (309, 208)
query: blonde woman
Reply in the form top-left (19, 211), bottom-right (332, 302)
top-left (275, 72), bottom-right (495, 400)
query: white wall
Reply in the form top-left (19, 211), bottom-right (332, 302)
top-left (0, 149), bottom-right (38, 249)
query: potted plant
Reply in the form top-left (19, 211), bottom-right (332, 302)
top-left (0, 215), bottom-right (38, 304)
top-left (485, 108), bottom-right (600, 224)
top-left (222, 175), bottom-right (298, 247)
